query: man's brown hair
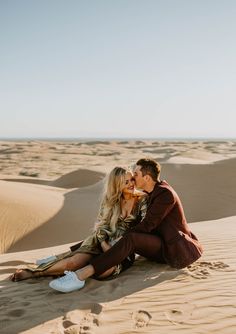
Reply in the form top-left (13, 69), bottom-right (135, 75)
top-left (136, 158), bottom-right (161, 181)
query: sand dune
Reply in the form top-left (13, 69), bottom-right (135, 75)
top-left (1, 140), bottom-right (236, 179)
top-left (161, 157), bottom-right (236, 222)
top-left (0, 140), bottom-right (236, 333)
top-left (0, 180), bottom-right (64, 254)
top-left (1, 158), bottom-right (236, 253)
top-left (0, 217), bottom-right (235, 334)
top-left (50, 169), bottom-right (105, 188)
top-left (0, 169), bottom-right (105, 254)
top-left (1, 169), bottom-right (105, 189)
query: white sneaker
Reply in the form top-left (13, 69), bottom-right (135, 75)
top-left (49, 271), bottom-right (85, 293)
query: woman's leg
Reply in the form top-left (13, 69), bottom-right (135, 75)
top-left (10, 252), bottom-right (93, 281)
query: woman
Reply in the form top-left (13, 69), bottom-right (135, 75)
top-left (10, 166), bottom-right (147, 281)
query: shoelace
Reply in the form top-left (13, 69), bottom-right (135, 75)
top-left (57, 271), bottom-right (75, 282)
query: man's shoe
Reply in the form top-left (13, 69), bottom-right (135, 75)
top-left (49, 271), bottom-right (85, 293)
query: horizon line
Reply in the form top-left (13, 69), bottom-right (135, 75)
top-left (0, 136), bottom-right (235, 141)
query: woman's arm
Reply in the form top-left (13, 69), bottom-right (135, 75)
top-left (101, 236), bottom-right (123, 252)
top-left (100, 240), bottom-right (111, 252)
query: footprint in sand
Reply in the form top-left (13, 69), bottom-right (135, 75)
top-left (63, 324), bottom-right (81, 334)
top-left (61, 305), bottom-right (101, 334)
top-left (164, 303), bottom-right (195, 325)
top-left (186, 261), bottom-right (231, 279)
top-left (132, 310), bottom-right (152, 329)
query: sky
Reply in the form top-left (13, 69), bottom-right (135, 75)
top-left (0, 0), bottom-right (236, 139)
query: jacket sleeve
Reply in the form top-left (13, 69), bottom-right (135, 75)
top-left (96, 225), bottom-right (111, 243)
top-left (132, 188), bottom-right (176, 233)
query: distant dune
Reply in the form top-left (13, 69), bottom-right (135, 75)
top-left (0, 169), bottom-right (105, 254)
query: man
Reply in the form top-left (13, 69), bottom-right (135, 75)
top-left (49, 159), bottom-right (203, 293)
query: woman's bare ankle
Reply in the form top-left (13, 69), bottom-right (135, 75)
top-left (11, 269), bottom-right (33, 281)
top-left (76, 265), bottom-right (95, 281)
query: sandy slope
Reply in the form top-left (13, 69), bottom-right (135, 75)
top-left (0, 140), bottom-right (236, 333)
top-left (0, 170), bottom-right (105, 253)
top-left (1, 157), bottom-right (236, 253)
top-left (0, 217), bottom-right (235, 334)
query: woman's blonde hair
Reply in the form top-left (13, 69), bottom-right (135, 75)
top-left (96, 166), bottom-right (129, 233)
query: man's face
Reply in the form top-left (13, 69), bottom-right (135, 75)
top-left (133, 165), bottom-right (145, 190)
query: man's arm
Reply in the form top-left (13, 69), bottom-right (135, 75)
top-left (132, 188), bottom-right (175, 233)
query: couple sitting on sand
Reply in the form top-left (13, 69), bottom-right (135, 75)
top-left (11, 158), bottom-right (203, 293)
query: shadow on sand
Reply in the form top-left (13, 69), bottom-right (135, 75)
top-left (0, 258), bottom-right (181, 334)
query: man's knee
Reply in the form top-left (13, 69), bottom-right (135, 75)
top-left (124, 231), bottom-right (134, 239)
top-left (124, 232), bottom-right (139, 246)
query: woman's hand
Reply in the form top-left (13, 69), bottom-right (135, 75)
top-left (101, 240), bottom-right (111, 252)
top-left (101, 237), bottom-right (123, 252)
top-left (109, 236), bottom-right (122, 246)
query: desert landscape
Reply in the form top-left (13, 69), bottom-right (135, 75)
top-left (0, 139), bottom-right (236, 334)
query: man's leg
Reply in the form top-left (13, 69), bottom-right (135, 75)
top-left (90, 232), bottom-right (163, 276)
top-left (49, 233), bottom-right (163, 292)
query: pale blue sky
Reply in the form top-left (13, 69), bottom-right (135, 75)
top-left (0, 0), bottom-right (235, 138)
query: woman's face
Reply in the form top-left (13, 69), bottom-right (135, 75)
top-left (121, 172), bottom-right (135, 195)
